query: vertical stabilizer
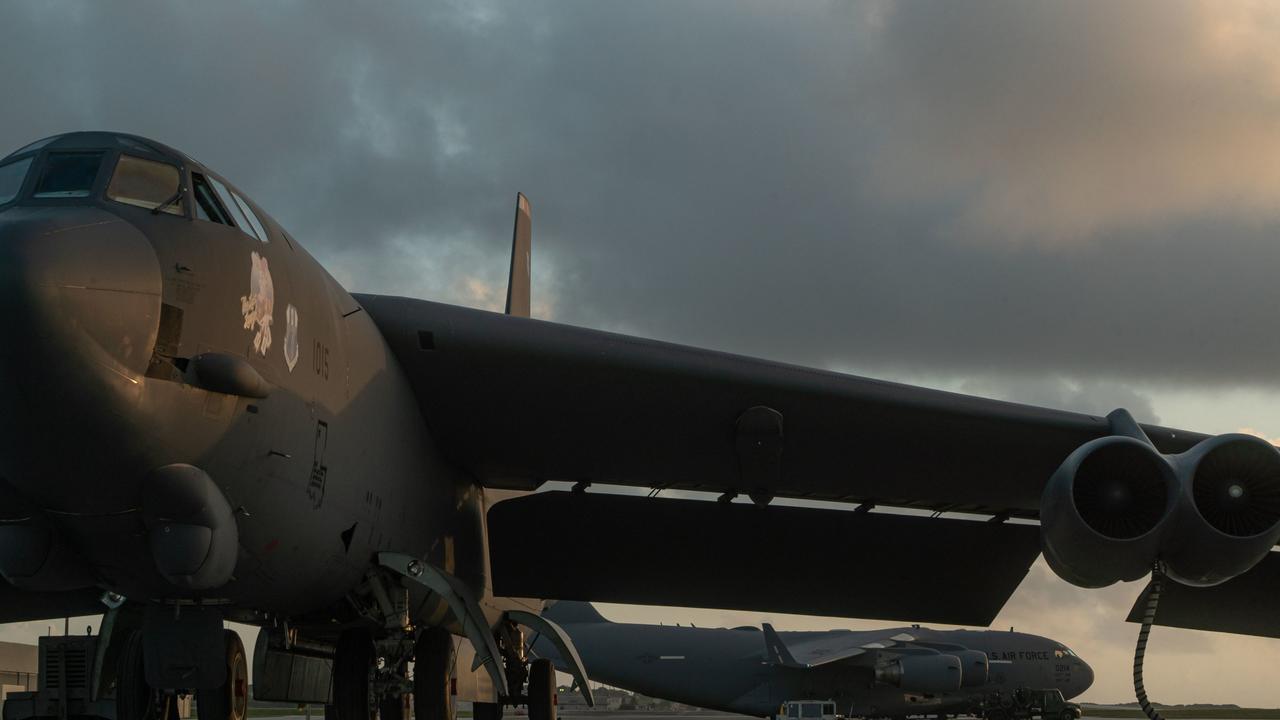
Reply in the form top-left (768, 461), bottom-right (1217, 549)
top-left (505, 192), bottom-right (531, 317)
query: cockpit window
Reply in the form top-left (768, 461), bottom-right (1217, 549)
top-left (8, 136), bottom-right (59, 159)
top-left (208, 175), bottom-right (268, 242)
top-left (229, 192), bottom-right (270, 242)
top-left (0, 157), bottom-right (32, 204)
top-left (33, 152), bottom-right (104, 198)
top-left (192, 173), bottom-right (233, 225)
top-left (106, 155), bottom-right (183, 215)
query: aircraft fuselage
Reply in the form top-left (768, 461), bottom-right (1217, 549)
top-left (0, 132), bottom-right (487, 627)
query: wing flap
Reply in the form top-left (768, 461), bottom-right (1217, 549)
top-left (1125, 552), bottom-right (1280, 638)
top-left (488, 491), bottom-right (1040, 625)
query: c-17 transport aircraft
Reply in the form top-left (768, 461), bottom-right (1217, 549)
top-left (0, 131), bottom-right (1277, 720)
top-left (536, 602), bottom-right (1094, 720)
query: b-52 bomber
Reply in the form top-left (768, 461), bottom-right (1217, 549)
top-left (537, 602), bottom-right (1094, 719)
top-left (0, 131), bottom-right (1277, 720)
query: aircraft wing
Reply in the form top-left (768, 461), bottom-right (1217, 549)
top-left (1125, 552), bottom-right (1280, 639)
top-left (763, 624), bottom-right (920, 668)
top-left (356, 295), bottom-right (1206, 516)
top-left (355, 295), bottom-right (1211, 624)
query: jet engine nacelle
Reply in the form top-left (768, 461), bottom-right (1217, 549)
top-left (1040, 412), bottom-right (1280, 589)
top-left (874, 654), bottom-right (962, 694)
top-left (1040, 436), bottom-right (1177, 588)
top-left (1162, 434), bottom-right (1280, 587)
top-left (955, 650), bottom-right (989, 688)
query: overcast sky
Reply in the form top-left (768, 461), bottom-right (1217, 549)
top-left (4, 0), bottom-right (1280, 707)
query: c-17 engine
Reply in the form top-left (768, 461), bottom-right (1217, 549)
top-left (1040, 409), bottom-right (1280, 589)
top-left (874, 653), bottom-right (963, 694)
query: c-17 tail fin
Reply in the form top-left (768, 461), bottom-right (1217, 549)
top-left (762, 623), bottom-right (802, 667)
top-left (504, 192), bottom-right (531, 317)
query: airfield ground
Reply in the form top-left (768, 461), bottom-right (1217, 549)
top-left (245, 710), bottom-right (1280, 720)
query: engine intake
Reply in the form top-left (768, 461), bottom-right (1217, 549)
top-left (1040, 436), bottom-right (1176, 588)
top-left (955, 649), bottom-right (989, 688)
top-left (874, 654), bottom-right (962, 694)
top-left (1041, 411), bottom-right (1280, 590)
top-left (1163, 434), bottom-right (1280, 587)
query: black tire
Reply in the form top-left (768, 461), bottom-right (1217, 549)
top-left (333, 628), bottom-right (375, 720)
top-left (196, 630), bottom-right (249, 720)
top-left (473, 702), bottom-right (504, 720)
top-left (414, 627), bottom-right (454, 720)
top-left (116, 630), bottom-right (152, 720)
top-left (1062, 712), bottom-right (1078, 720)
top-left (379, 695), bottom-right (407, 720)
top-left (526, 658), bottom-right (556, 720)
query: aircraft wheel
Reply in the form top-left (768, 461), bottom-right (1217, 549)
top-left (473, 702), bottom-right (504, 720)
top-left (334, 628), bottom-right (375, 720)
top-left (379, 695), bottom-right (407, 720)
top-left (196, 630), bottom-right (250, 720)
top-left (526, 658), bottom-right (556, 720)
top-left (414, 627), bottom-right (455, 720)
top-left (116, 629), bottom-right (153, 720)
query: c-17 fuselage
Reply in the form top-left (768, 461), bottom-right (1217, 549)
top-left (538, 603), bottom-right (1093, 719)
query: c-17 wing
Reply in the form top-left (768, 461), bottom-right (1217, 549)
top-left (762, 624), bottom-right (920, 669)
top-left (356, 295), bottom-right (1205, 517)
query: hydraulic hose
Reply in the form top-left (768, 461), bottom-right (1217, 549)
top-left (1133, 566), bottom-right (1165, 720)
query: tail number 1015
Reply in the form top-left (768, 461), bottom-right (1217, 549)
top-left (314, 341), bottom-right (330, 380)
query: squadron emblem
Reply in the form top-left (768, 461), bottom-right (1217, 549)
top-left (284, 304), bottom-right (300, 372)
top-left (240, 251), bottom-right (275, 355)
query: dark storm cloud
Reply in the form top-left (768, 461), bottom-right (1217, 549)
top-left (4, 1), bottom-right (1280, 390)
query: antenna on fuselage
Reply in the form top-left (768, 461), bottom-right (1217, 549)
top-left (504, 193), bottom-right (532, 317)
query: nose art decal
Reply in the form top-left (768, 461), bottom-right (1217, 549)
top-left (240, 252), bottom-right (275, 355)
top-left (284, 304), bottom-right (300, 372)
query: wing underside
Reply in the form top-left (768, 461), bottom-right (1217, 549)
top-left (1125, 552), bottom-right (1280, 638)
top-left (489, 492), bottom-right (1040, 625)
top-left (357, 295), bottom-right (1205, 518)
top-left (355, 295), bottom-right (1254, 628)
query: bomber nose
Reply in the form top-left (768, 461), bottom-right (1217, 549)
top-left (0, 207), bottom-right (163, 508)
top-left (0, 207), bottom-right (162, 374)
